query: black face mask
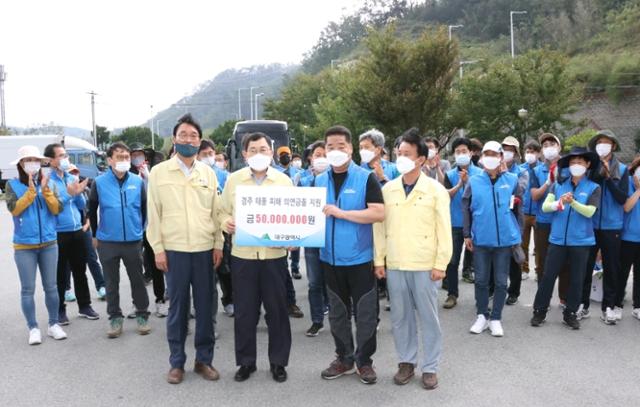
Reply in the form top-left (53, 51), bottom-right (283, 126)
top-left (471, 155), bottom-right (480, 165)
top-left (279, 154), bottom-right (291, 166)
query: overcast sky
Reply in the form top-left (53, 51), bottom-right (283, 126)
top-left (0, 0), bottom-right (360, 130)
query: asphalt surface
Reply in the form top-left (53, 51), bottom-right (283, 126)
top-left (1, 200), bottom-right (639, 407)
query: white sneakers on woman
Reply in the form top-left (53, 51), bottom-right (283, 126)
top-left (28, 328), bottom-right (42, 345)
top-left (47, 324), bottom-right (67, 340)
top-left (469, 315), bottom-right (504, 337)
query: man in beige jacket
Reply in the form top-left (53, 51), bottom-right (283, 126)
top-left (373, 129), bottom-right (452, 390)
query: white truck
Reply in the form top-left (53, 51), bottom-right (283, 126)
top-left (0, 134), bottom-right (105, 191)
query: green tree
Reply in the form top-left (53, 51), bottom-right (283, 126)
top-left (94, 125), bottom-right (111, 150)
top-left (344, 24), bottom-right (458, 143)
top-left (207, 119), bottom-right (237, 146)
top-left (564, 128), bottom-right (598, 151)
top-left (113, 126), bottom-right (152, 147)
top-left (451, 49), bottom-right (581, 145)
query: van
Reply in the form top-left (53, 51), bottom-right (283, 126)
top-left (226, 120), bottom-right (293, 172)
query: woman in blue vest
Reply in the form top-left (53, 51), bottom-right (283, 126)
top-left (531, 147), bottom-right (600, 329)
top-left (463, 141), bottom-right (523, 337)
top-left (5, 146), bottom-right (68, 345)
top-left (618, 156), bottom-right (640, 320)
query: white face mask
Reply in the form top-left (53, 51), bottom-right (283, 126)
top-left (132, 156), bottom-right (145, 167)
top-left (327, 150), bottom-right (350, 168)
top-left (569, 164), bottom-right (587, 177)
top-left (525, 153), bottom-right (537, 164)
top-left (41, 167), bottom-right (51, 177)
top-left (201, 156), bottom-right (216, 167)
top-left (247, 153), bottom-right (272, 172)
top-left (291, 160), bottom-right (302, 169)
top-left (359, 149), bottom-right (376, 164)
top-left (482, 156), bottom-right (501, 170)
top-left (395, 156), bottom-right (417, 175)
top-left (23, 162), bottom-right (41, 175)
top-left (455, 154), bottom-right (471, 167)
top-left (312, 157), bottom-right (330, 173)
top-left (69, 174), bottom-right (80, 183)
top-left (115, 161), bottom-right (131, 173)
top-left (428, 149), bottom-right (437, 160)
top-left (59, 158), bottom-right (70, 171)
top-left (595, 143), bottom-right (612, 158)
top-left (503, 151), bottom-right (515, 163)
top-left (542, 146), bottom-right (559, 161)
top-left (215, 161), bottom-right (226, 170)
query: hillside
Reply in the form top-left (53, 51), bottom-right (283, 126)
top-left (150, 64), bottom-right (298, 137)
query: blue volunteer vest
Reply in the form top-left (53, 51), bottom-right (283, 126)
top-left (622, 177), bottom-right (640, 243)
top-left (520, 162), bottom-right (540, 216)
top-left (469, 171), bottom-right (522, 248)
top-left (361, 159), bottom-right (399, 184)
top-left (50, 171), bottom-right (84, 232)
top-left (447, 164), bottom-right (482, 228)
top-left (593, 161), bottom-right (627, 231)
top-left (316, 161), bottom-right (373, 266)
top-left (94, 169), bottom-right (144, 242)
top-left (9, 179), bottom-right (58, 245)
top-left (549, 177), bottom-right (599, 246)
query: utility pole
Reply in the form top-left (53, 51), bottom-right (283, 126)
top-left (149, 105), bottom-right (154, 150)
top-left (249, 86), bottom-right (260, 120)
top-left (238, 87), bottom-right (249, 120)
top-left (88, 91), bottom-right (97, 147)
top-left (0, 65), bottom-right (6, 130)
top-left (254, 93), bottom-right (265, 120)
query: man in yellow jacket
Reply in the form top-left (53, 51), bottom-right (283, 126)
top-left (218, 132), bottom-right (294, 384)
top-left (147, 114), bottom-right (224, 385)
top-left (373, 128), bottom-right (452, 390)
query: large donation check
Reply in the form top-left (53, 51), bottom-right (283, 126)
top-left (234, 186), bottom-right (327, 247)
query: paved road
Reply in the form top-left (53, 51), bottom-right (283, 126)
top-left (1, 201), bottom-right (639, 407)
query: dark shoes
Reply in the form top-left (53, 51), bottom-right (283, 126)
top-left (78, 306), bottom-right (100, 320)
top-left (530, 310), bottom-right (547, 327)
top-left (58, 309), bottom-right (70, 326)
top-left (506, 295), bottom-right (518, 305)
top-left (270, 364), bottom-right (287, 383)
top-left (357, 365), bottom-right (377, 385)
top-left (563, 312), bottom-right (580, 330)
top-left (292, 270), bottom-right (302, 280)
top-left (393, 363), bottom-right (415, 385)
top-left (422, 373), bottom-right (438, 390)
top-left (288, 304), bottom-right (304, 318)
top-left (462, 272), bottom-right (475, 284)
top-left (234, 365), bottom-right (257, 382)
top-left (443, 295), bottom-right (457, 309)
top-left (306, 323), bottom-right (324, 337)
top-left (167, 368), bottom-right (185, 384)
top-left (321, 359), bottom-right (356, 379)
top-left (194, 362), bottom-right (220, 381)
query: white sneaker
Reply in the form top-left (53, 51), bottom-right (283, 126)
top-left (47, 324), bottom-right (67, 340)
top-left (155, 301), bottom-right (169, 318)
top-left (223, 304), bottom-right (234, 317)
top-left (489, 320), bottom-right (504, 337)
top-left (469, 315), bottom-right (489, 334)
top-left (601, 307), bottom-right (617, 325)
top-left (28, 328), bottom-right (42, 345)
top-left (576, 304), bottom-right (591, 321)
top-left (521, 272), bottom-right (529, 281)
top-left (632, 308), bottom-right (640, 320)
top-left (613, 306), bottom-right (623, 321)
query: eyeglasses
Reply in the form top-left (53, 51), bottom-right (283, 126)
top-left (176, 134), bottom-right (200, 142)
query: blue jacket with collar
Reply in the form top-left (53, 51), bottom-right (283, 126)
top-left (50, 170), bottom-right (85, 232)
top-left (446, 164), bottom-right (482, 228)
top-left (94, 169), bottom-right (144, 242)
top-left (9, 179), bottom-right (59, 245)
top-left (549, 177), bottom-right (600, 246)
top-left (316, 161), bottom-right (373, 266)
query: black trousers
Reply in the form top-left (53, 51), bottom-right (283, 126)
top-left (322, 261), bottom-right (378, 368)
top-left (583, 229), bottom-right (622, 311)
top-left (56, 230), bottom-right (90, 311)
top-left (231, 256), bottom-right (291, 367)
top-left (143, 232), bottom-right (165, 303)
top-left (534, 244), bottom-right (590, 315)
top-left (216, 232), bottom-right (233, 307)
top-left (618, 240), bottom-right (640, 309)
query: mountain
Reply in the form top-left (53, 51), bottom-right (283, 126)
top-left (9, 125), bottom-right (92, 141)
top-left (151, 64), bottom-right (299, 137)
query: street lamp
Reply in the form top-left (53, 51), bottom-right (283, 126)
top-left (518, 108), bottom-right (529, 148)
top-left (448, 24), bottom-right (463, 41)
top-left (254, 93), bottom-right (265, 120)
top-left (237, 87), bottom-right (249, 120)
top-left (510, 11), bottom-right (527, 59)
top-left (249, 86), bottom-right (261, 120)
top-left (518, 108), bottom-right (528, 119)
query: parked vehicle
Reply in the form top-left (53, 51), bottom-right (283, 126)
top-left (0, 135), bottom-right (105, 191)
top-left (226, 120), bottom-right (294, 172)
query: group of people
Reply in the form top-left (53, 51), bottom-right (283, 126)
top-left (7, 112), bottom-right (640, 390)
